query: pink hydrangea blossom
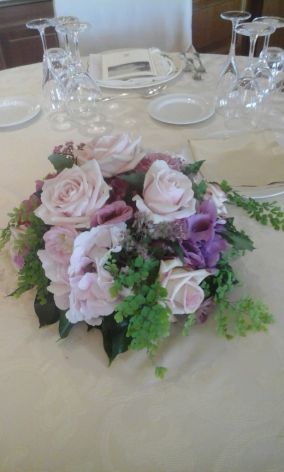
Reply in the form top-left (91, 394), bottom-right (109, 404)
top-left (38, 226), bottom-right (78, 310)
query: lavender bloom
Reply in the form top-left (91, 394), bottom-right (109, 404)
top-left (179, 199), bottom-right (228, 269)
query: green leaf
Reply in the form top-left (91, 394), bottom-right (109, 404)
top-left (119, 171), bottom-right (145, 192)
top-left (48, 153), bottom-right (74, 172)
top-left (183, 313), bottom-right (197, 336)
top-left (192, 180), bottom-right (207, 201)
top-left (59, 311), bottom-right (73, 338)
top-left (34, 292), bottom-right (60, 327)
top-left (220, 180), bottom-right (284, 231)
top-left (222, 218), bottom-right (254, 252)
top-left (99, 313), bottom-right (131, 364)
top-left (182, 160), bottom-right (205, 175)
top-left (155, 366), bottom-right (168, 379)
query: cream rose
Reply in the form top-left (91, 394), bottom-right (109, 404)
top-left (133, 160), bottom-right (196, 223)
top-left (159, 258), bottom-right (210, 315)
top-left (75, 134), bottom-right (144, 177)
top-left (35, 160), bottom-right (110, 227)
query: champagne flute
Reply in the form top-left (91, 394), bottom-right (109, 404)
top-left (216, 10), bottom-right (251, 112)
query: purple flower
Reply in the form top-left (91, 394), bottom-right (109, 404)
top-left (180, 199), bottom-right (228, 269)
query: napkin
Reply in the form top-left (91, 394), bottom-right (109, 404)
top-left (188, 130), bottom-right (284, 187)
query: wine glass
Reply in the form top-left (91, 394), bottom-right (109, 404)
top-left (42, 47), bottom-right (76, 131)
top-left (26, 17), bottom-right (52, 53)
top-left (223, 21), bottom-right (276, 129)
top-left (26, 18), bottom-right (53, 84)
top-left (254, 16), bottom-right (284, 58)
top-left (49, 16), bottom-right (79, 53)
top-left (216, 10), bottom-right (251, 112)
top-left (55, 20), bottom-right (90, 69)
top-left (64, 71), bottom-right (112, 137)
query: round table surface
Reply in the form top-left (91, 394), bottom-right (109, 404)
top-left (0, 54), bottom-right (284, 472)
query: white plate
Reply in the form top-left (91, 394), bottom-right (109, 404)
top-left (0, 96), bottom-right (41, 128)
top-left (234, 184), bottom-right (284, 200)
top-left (89, 49), bottom-right (183, 90)
top-left (148, 93), bottom-right (215, 125)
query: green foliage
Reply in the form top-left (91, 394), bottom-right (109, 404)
top-left (155, 366), bottom-right (168, 379)
top-left (182, 160), bottom-right (205, 176)
top-left (99, 313), bottom-right (131, 363)
top-left (183, 313), bottom-right (197, 336)
top-left (12, 214), bottom-right (49, 303)
top-left (48, 153), bottom-right (75, 172)
top-left (222, 218), bottom-right (254, 252)
top-left (34, 292), bottom-right (61, 327)
top-left (221, 180), bottom-right (284, 231)
top-left (59, 311), bottom-right (73, 338)
top-left (215, 297), bottom-right (274, 339)
top-left (192, 179), bottom-right (207, 201)
top-left (201, 256), bottom-right (239, 303)
top-left (118, 171), bottom-right (145, 193)
top-left (107, 256), bottom-right (171, 357)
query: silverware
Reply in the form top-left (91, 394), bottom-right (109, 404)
top-left (186, 45), bottom-right (206, 74)
top-left (99, 84), bottom-right (167, 102)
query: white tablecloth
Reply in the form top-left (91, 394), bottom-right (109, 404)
top-left (0, 55), bottom-right (284, 472)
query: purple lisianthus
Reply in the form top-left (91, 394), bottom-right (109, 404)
top-left (180, 199), bottom-right (228, 269)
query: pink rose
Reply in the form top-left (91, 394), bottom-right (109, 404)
top-left (35, 160), bottom-right (110, 228)
top-left (133, 160), bottom-right (196, 223)
top-left (38, 226), bottom-right (78, 310)
top-left (66, 225), bottom-right (126, 325)
top-left (205, 183), bottom-right (228, 216)
top-left (91, 201), bottom-right (133, 227)
top-left (159, 258), bottom-right (210, 315)
top-left (75, 134), bottom-right (144, 177)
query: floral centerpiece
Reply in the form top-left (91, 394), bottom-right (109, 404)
top-left (1, 134), bottom-right (283, 377)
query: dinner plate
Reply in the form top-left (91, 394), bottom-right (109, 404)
top-left (88, 48), bottom-right (184, 90)
top-left (0, 96), bottom-right (41, 128)
top-left (234, 184), bottom-right (284, 200)
top-left (148, 93), bottom-right (215, 125)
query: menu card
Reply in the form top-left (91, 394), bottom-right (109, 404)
top-left (102, 49), bottom-right (158, 81)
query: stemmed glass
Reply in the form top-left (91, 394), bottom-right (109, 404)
top-left (26, 18), bottom-right (53, 84)
top-left (64, 71), bottom-right (113, 137)
top-left (49, 16), bottom-right (79, 53)
top-left (216, 10), bottom-right (251, 112)
top-left (254, 16), bottom-right (284, 58)
top-left (224, 21), bottom-right (276, 128)
top-left (55, 20), bottom-right (90, 69)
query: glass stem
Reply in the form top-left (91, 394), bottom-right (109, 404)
top-left (229, 19), bottom-right (237, 57)
top-left (68, 31), bottom-right (81, 66)
top-left (248, 34), bottom-right (258, 62)
top-left (262, 34), bottom-right (271, 59)
top-left (39, 28), bottom-right (48, 54)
